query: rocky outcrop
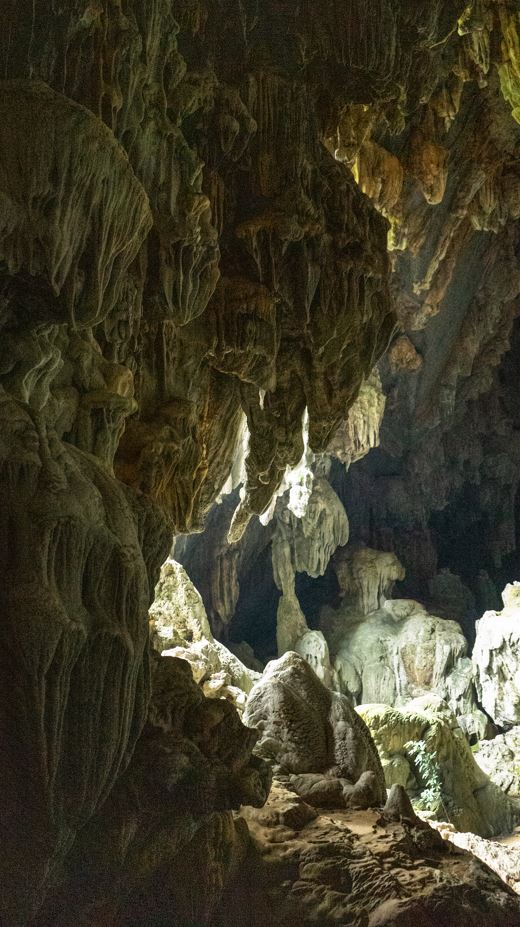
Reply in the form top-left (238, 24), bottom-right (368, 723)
top-left (431, 825), bottom-right (520, 898)
top-left (474, 582), bottom-right (520, 726)
top-left (150, 557), bottom-right (259, 711)
top-left (321, 552), bottom-right (487, 740)
top-left (359, 697), bottom-right (515, 838)
top-left (326, 598), bottom-right (488, 740)
top-left (244, 652), bottom-right (385, 810)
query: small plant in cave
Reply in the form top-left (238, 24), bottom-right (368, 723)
top-left (404, 739), bottom-right (454, 821)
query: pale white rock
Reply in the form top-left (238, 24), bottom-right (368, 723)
top-left (322, 596), bottom-right (488, 741)
top-left (276, 590), bottom-right (310, 656)
top-left (150, 557), bottom-right (212, 649)
top-left (474, 583), bottom-right (520, 726)
top-left (431, 826), bottom-right (520, 895)
top-left (271, 463), bottom-right (347, 690)
top-left (475, 728), bottom-right (520, 797)
top-left (294, 629), bottom-right (334, 688)
top-left (150, 558), bottom-right (259, 711)
top-left (272, 476), bottom-right (349, 593)
top-left (327, 370), bottom-right (386, 466)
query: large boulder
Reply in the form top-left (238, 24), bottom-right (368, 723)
top-left (358, 697), bottom-right (515, 837)
top-left (244, 651), bottom-right (386, 809)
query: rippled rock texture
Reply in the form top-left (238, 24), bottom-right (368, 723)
top-left (244, 652), bottom-right (386, 810)
top-left (218, 781), bottom-right (520, 927)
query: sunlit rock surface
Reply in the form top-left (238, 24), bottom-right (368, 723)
top-left (474, 583), bottom-right (520, 726)
top-left (327, 370), bottom-right (386, 466)
top-left (359, 698), bottom-right (514, 838)
top-left (150, 557), bottom-right (259, 711)
top-left (321, 551), bottom-right (487, 739)
top-left (475, 728), bottom-right (520, 799)
top-left (431, 825), bottom-right (520, 898)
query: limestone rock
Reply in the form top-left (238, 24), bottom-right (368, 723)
top-left (474, 728), bottom-right (520, 799)
top-left (383, 783), bottom-right (425, 825)
top-left (431, 826), bottom-right (520, 897)
top-left (323, 595), bottom-right (487, 741)
top-left (473, 584), bottom-right (520, 726)
top-left (427, 569), bottom-right (476, 626)
top-left (244, 652), bottom-right (386, 809)
top-left (270, 449), bottom-right (347, 683)
top-left (332, 546), bottom-right (406, 615)
top-left (359, 699), bottom-right (515, 837)
top-left (327, 370), bottom-right (386, 466)
top-left (3, 1), bottom-right (520, 924)
top-left (36, 654), bottom-right (271, 927)
top-left (150, 557), bottom-right (213, 649)
top-left (150, 557), bottom-right (259, 711)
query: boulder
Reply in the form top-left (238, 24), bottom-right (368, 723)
top-left (474, 727), bottom-right (520, 798)
top-left (244, 651), bottom-right (386, 809)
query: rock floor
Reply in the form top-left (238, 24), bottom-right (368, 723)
top-left (213, 782), bottom-right (520, 926)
